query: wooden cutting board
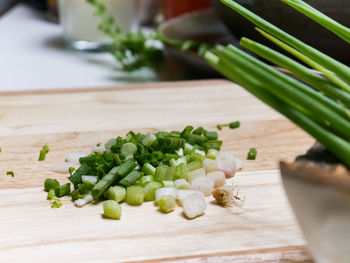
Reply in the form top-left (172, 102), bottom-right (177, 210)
top-left (0, 80), bottom-right (314, 262)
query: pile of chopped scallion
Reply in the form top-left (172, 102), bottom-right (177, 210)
top-left (205, 0), bottom-right (350, 168)
top-left (44, 126), bottom-right (246, 219)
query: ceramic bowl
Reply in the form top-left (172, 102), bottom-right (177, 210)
top-left (211, 0), bottom-right (350, 64)
top-left (280, 160), bottom-right (350, 263)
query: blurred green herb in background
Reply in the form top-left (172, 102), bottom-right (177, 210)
top-left (86, 0), bottom-right (210, 71)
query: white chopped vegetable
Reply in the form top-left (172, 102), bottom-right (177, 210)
top-left (202, 158), bottom-right (217, 173)
top-left (182, 193), bottom-right (207, 219)
top-left (174, 179), bottom-right (191, 190)
top-left (162, 181), bottom-right (175, 188)
top-left (50, 162), bottom-right (75, 174)
top-left (216, 152), bottom-right (236, 178)
top-left (234, 156), bottom-right (245, 171)
top-left (191, 177), bottom-right (214, 196)
top-left (65, 151), bottom-right (87, 165)
top-left (91, 145), bottom-right (105, 153)
top-left (187, 168), bottom-right (206, 183)
top-left (82, 175), bottom-right (97, 183)
top-left (194, 149), bottom-right (206, 156)
top-left (212, 185), bottom-right (245, 207)
top-left (207, 171), bottom-right (226, 188)
top-left (155, 187), bottom-right (178, 203)
top-left (207, 149), bottom-right (220, 159)
top-left (177, 190), bottom-right (204, 204)
top-left (175, 148), bottom-right (184, 156)
top-left (142, 132), bottom-right (156, 146)
top-left (74, 194), bottom-right (93, 207)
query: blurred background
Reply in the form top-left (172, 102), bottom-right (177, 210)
top-left (1, 0), bottom-right (349, 91)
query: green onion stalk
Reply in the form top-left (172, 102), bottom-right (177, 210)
top-left (205, 0), bottom-right (350, 167)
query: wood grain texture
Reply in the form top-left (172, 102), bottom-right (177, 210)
top-left (0, 80), bottom-right (314, 262)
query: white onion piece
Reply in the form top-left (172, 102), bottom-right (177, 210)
top-left (65, 151), bottom-right (87, 165)
top-left (82, 175), bottom-right (97, 183)
top-left (187, 168), bottom-right (206, 183)
top-left (177, 190), bottom-right (204, 204)
top-left (74, 194), bottom-right (93, 207)
top-left (191, 177), bottom-right (214, 196)
top-left (175, 148), bottom-right (184, 156)
top-left (207, 171), bottom-right (226, 188)
top-left (50, 162), bottom-right (75, 174)
top-left (234, 156), bottom-right (245, 171)
top-left (155, 187), bottom-right (178, 203)
top-left (182, 193), bottom-right (207, 219)
top-left (174, 179), bottom-right (191, 190)
top-left (202, 158), bottom-right (217, 173)
top-left (216, 152), bottom-right (236, 178)
top-left (91, 145), bottom-right (105, 153)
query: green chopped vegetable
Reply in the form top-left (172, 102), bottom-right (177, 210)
top-left (47, 189), bottom-right (55, 200)
top-left (119, 170), bottom-right (142, 187)
top-left (216, 121), bottom-right (240, 130)
top-left (144, 181), bottom-right (162, 201)
top-left (162, 181), bottom-right (175, 188)
top-left (43, 145), bottom-right (50, 153)
top-left (107, 185), bottom-right (126, 203)
top-left (139, 175), bottom-right (153, 187)
top-left (126, 185), bottom-right (145, 206)
top-left (6, 171), bottom-right (14, 177)
top-left (55, 183), bottom-right (71, 197)
top-left (44, 178), bottom-right (60, 192)
top-left (154, 165), bottom-right (174, 182)
top-left (121, 142), bottom-right (137, 158)
top-left (38, 150), bottom-right (47, 161)
top-left (247, 148), bottom-right (258, 160)
top-left (103, 200), bottom-right (121, 219)
top-left (51, 198), bottom-right (62, 208)
top-left (158, 195), bottom-right (176, 213)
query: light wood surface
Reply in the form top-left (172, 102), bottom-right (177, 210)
top-left (0, 80), bottom-right (314, 262)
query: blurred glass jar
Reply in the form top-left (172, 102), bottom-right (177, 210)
top-left (58, 0), bottom-right (137, 51)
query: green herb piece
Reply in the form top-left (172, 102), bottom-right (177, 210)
top-left (107, 185), bottom-right (126, 203)
top-left (181, 126), bottom-right (193, 138)
top-left (186, 134), bottom-right (207, 146)
top-left (142, 163), bottom-right (156, 176)
top-left (0, 147), bottom-right (2, 152)
top-left (42, 145), bottom-right (50, 153)
top-left (126, 185), bottom-right (145, 206)
top-left (139, 175), bottom-right (153, 187)
top-left (6, 171), bottom-right (14, 177)
top-left (69, 163), bottom-right (90, 186)
top-left (51, 198), bottom-right (62, 208)
top-left (184, 143), bottom-right (194, 155)
top-left (205, 131), bottom-right (218, 140)
top-left (193, 127), bottom-right (205, 135)
top-left (154, 165), bottom-right (175, 182)
top-left (55, 183), bottom-right (71, 197)
top-left (142, 132), bottom-right (156, 147)
top-left (162, 181), bottom-right (175, 188)
top-left (47, 189), bottom-right (55, 200)
top-left (68, 167), bottom-right (76, 176)
top-left (158, 195), bottom-right (176, 213)
top-left (103, 200), bottom-right (121, 219)
top-left (121, 142), bottom-right (137, 158)
top-left (44, 178), bottom-right (60, 192)
top-left (91, 159), bottom-right (137, 200)
top-left (144, 181), bottom-right (162, 201)
top-left (119, 170), bottom-right (142, 187)
top-left (38, 150), bottom-right (47, 161)
top-left (216, 121), bottom-right (240, 130)
top-left (247, 148), bottom-right (258, 160)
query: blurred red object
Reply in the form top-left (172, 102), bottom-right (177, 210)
top-left (163, 0), bottom-right (212, 20)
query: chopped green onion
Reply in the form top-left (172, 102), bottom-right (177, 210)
top-left (43, 145), bottom-right (50, 153)
top-left (184, 143), bottom-right (194, 155)
top-left (38, 150), bottom-right (47, 161)
top-left (68, 167), bottom-right (76, 176)
top-left (174, 179), bottom-right (191, 190)
top-left (162, 181), bottom-right (175, 188)
top-left (107, 185), bottom-right (126, 203)
top-left (121, 142), bottom-right (137, 157)
top-left (142, 132), bottom-right (157, 146)
top-left (207, 149), bottom-right (219, 160)
top-left (142, 163), bottom-right (156, 176)
top-left (0, 147), bottom-right (2, 152)
top-left (44, 178), bottom-right (60, 192)
top-left (247, 148), bottom-right (258, 160)
top-left (103, 200), bottom-right (121, 219)
top-left (180, 126), bottom-right (193, 138)
top-left (119, 170), bottom-right (142, 187)
top-left (51, 198), bottom-right (62, 208)
top-left (187, 168), bottom-right (206, 183)
top-left (216, 121), bottom-right (240, 130)
top-left (69, 163), bottom-right (90, 186)
top-left (55, 183), bottom-right (71, 197)
top-left (139, 175), bottom-right (153, 186)
top-left (126, 185), bottom-right (145, 206)
top-left (154, 165), bottom-right (174, 182)
top-left (47, 189), bottom-right (55, 200)
top-left (158, 195), bottom-right (176, 213)
top-left (91, 159), bottom-right (137, 199)
top-left (187, 134), bottom-right (207, 146)
top-left (144, 181), bottom-right (162, 201)
top-left (205, 131), bottom-right (218, 140)
top-left (193, 127), bottom-right (205, 135)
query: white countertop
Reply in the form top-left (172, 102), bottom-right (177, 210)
top-left (0, 4), bottom-right (159, 91)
